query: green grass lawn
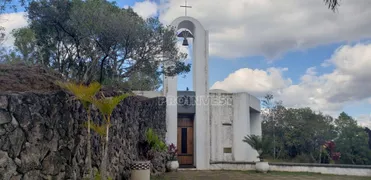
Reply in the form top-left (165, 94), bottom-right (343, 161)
top-left (151, 170), bottom-right (370, 180)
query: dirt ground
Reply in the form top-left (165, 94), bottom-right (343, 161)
top-left (0, 63), bottom-right (63, 93)
top-left (0, 63), bottom-right (130, 97)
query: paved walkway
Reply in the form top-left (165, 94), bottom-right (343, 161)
top-left (151, 170), bottom-right (370, 180)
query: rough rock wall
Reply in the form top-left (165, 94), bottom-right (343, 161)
top-left (0, 91), bottom-right (167, 180)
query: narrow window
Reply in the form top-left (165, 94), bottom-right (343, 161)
top-left (222, 123), bottom-right (232, 126)
top-left (181, 128), bottom-right (187, 153)
top-left (224, 147), bottom-right (232, 153)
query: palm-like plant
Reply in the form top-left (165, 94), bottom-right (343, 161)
top-left (57, 81), bottom-right (131, 179)
top-left (144, 128), bottom-right (167, 160)
top-left (57, 81), bottom-right (101, 180)
top-left (243, 135), bottom-right (271, 162)
top-left (91, 93), bottom-right (132, 179)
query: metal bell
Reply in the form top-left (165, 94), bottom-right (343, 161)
top-left (182, 37), bottom-right (189, 46)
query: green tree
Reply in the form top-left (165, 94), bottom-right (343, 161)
top-left (335, 112), bottom-right (358, 133)
top-left (262, 96), bottom-right (338, 163)
top-left (261, 100), bottom-right (371, 165)
top-left (0, 0), bottom-right (29, 13)
top-left (1, 0), bottom-right (30, 49)
top-left (334, 112), bottom-right (371, 165)
top-left (0, 47), bottom-right (22, 63)
top-left (25, 0), bottom-right (190, 84)
top-left (261, 94), bottom-right (273, 153)
top-left (126, 70), bottom-right (162, 91)
top-left (261, 94), bottom-right (281, 159)
top-left (11, 27), bottom-right (38, 63)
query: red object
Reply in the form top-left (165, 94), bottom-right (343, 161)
top-left (323, 140), bottom-right (341, 161)
top-left (168, 143), bottom-right (178, 160)
top-left (332, 152), bottom-right (341, 161)
top-left (324, 141), bottom-right (336, 151)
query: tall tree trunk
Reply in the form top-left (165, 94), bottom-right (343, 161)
top-left (99, 136), bottom-right (106, 179)
top-left (276, 147), bottom-right (282, 159)
top-left (99, 55), bottom-right (109, 83)
top-left (319, 146), bottom-right (322, 163)
top-left (100, 117), bottom-right (110, 179)
top-left (310, 152), bottom-right (316, 162)
top-left (83, 58), bottom-right (98, 84)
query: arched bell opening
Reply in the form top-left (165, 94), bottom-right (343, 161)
top-left (177, 29), bottom-right (194, 46)
top-left (175, 27), bottom-right (194, 91)
top-left (176, 20), bottom-right (196, 47)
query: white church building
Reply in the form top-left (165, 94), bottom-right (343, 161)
top-left (134, 15), bottom-right (261, 169)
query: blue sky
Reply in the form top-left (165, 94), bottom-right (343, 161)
top-left (2, 0), bottom-right (371, 126)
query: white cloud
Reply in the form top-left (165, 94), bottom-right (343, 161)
top-left (211, 43), bottom-right (371, 118)
top-left (0, 12), bottom-right (28, 47)
top-left (159, 0), bottom-right (371, 59)
top-left (212, 67), bottom-right (291, 97)
top-left (356, 114), bottom-right (371, 128)
top-left (131, 1), bottom-right (158, 19)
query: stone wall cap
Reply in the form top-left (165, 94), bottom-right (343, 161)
top-left (132, 161), bottom-right (151, 163)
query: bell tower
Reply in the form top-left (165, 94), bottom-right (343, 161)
top-left (163, 14), bottom-right (210, 169)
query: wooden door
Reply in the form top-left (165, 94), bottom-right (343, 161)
top-left (177, 115), bottom-right (194, 166)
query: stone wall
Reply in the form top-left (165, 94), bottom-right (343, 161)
top-left (0, 91), bottom-right (167, 180)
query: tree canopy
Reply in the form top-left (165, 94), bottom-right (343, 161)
top-left (262, 94), bottom-right (371, 165)
top-left (1, 0), bottom-right (190, 90)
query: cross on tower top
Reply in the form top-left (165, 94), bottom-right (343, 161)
top-left (180, 0), bottom-right (192, 16)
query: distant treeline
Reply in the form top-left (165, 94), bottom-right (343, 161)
top-left (262, 94), bottom-right (371, 165)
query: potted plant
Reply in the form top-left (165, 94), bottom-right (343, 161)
top-left (243, 135), bottom-right (271, 173)
top-left (166, 143), bottom-right (179, 172)
top-left (131, 128), bottom-right (167, 180)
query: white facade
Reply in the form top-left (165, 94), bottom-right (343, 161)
top-left (134, 15), bottom-right (261, 169)
top-left (134, 89), bottom-right (262, 168)
top-left (209, 91), bottom-right (261, 162)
